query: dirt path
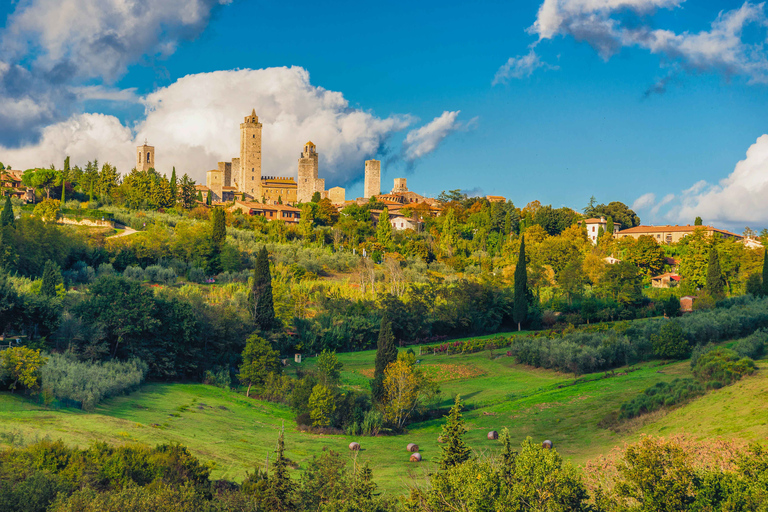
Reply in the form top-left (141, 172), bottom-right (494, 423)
top-left (109, 226), bottom-right (138, 238)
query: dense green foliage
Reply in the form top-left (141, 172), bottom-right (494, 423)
top-left (438, 395), bottom-right (470, 470)
top-left (40, 354), bottom-right (148, 410)
top-left (618, 379), bottom-right (704, 420)
top-left (371, 315), bottom-right (397, 403)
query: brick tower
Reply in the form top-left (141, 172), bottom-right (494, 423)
top-left (239, 109), bottom-right (262, 198)
top-left (136, 141), bottom-right (154, 172)
top-left (364, 159), bottom-right (381, 198)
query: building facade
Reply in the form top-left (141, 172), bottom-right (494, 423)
top-left (583, 217), bottom-right (621, 244)
top-left (617, 225), bottom-right (742, 244)
top-left (262, 176), bottom-right (297, 205)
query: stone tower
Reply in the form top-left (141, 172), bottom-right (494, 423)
top-left (392, 178), bottom-right (408, 193)
top-left (297, 141), bottom-right (321, 203)
top-left (364, 159), bottom-right (381, 198)
top-left (239, 109), bottom-right (262, 198)
top-left (136, 141), bottom-right (155, 172)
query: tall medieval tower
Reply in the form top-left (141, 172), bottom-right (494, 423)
top-left (297, 141), bottom-right (323, 202)
top-left (136, 142), bottom-right (155, 172)
top-left (364, 159), bottom-right (381, 198)
top-left (240, 109), bottom-right (262, 198)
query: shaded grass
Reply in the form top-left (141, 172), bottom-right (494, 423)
top-left (0, 345), bottom-right (764, 495)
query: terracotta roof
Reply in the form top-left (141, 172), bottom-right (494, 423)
top-left (583, 217), bottom-right (622, 225)
top-left (222, 186), bottom-right (237, 190)
top-left (651, 272), bottom-right (680, 280)
top-left (618, 225), bottom-right (742, 238)
top-left (232, 200), bottom-right (300, 212)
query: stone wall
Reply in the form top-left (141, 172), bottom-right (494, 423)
top-left (59, 217), bottom-right (115, 228)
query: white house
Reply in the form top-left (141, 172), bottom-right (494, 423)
top-left (583, 217), bottom-right (621, 244)
top-left (389, 214), bottom-right (423, 231)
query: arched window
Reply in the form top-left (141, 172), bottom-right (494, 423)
top-left (147, 152), bottom-right (151, 163)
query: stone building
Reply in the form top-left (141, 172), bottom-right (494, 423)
top-left (392, 178), bottom-right (408, 194)
top-left (297, 142), bottom-right (325, 203)
top-left (262, 176), bottom-right (297, 205)
top-left (617, 225), bottom-right (742, 244)
top-left (136, 142), bottom-right (155, 172)
top-left (364, 159), bottom-right (381, 199)
top-left (583, 216), bottom-right (621, 245)
top-left (327, 186), bottom-right (345, 204)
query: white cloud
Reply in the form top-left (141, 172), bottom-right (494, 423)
top-left (0, 113), bottom-right (133, 171)
top-left (499, 1), bottom-right (768, 84)
top-left (493, 48), bottom-right (558, 85)
top-left (0, 67), bottom-right (465, 188)
top-left (650, 192), bottom-right (674, 216)
top-left (0, 0), bottom-right (231, 145)
top-left (632, 192), bottom-right (656, 210)
top-left (402, 111), bottom-right (475, 162)
top-left (674, 134), bottom-right (768, 226)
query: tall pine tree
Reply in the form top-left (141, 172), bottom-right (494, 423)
top-left (762, 249), bottom-right (768, 298)
top-left (376, 207), bottom-right (392, 246)
top-left (40, 260), bottom-right (61, 297)
top-left (605, 216), bottom-right (614, 236)
top-left (61, 156), bottom-right (69, 204)
top-left (706, 247), bottom-right (725, 299)
top-left (169, 167), bottom-right (177, 204)
top-left (438, 395), bottom-right (471, 470)
top-left (513, 236), bottom-right (528, 331)
top-left (211, 208), bottom-right (226, 247)
top-left (1, 196), bottom-right (14, 227)
top-left (371, 314), bottom-right (397, 402)
top-left (266, 426), bottom-right (294, 511)
top-left (250, 246), bottom-right (275, 331)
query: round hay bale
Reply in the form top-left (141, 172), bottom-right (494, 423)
top-left (407, 443), bottom-right (419, 452)
top-left (542, 440), bottom-right (553, 449)
top-left (349, 442), bottom-right (361, 451)
top-left (410, 452), bottom-right (422, 462)
top-left (437, 435), bottom-right (445, 443)
top-left (487, 430), bottom-right (499, 440)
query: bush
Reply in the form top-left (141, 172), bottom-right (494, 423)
top-left (651, 320), bottom-right (690, 359)
top-left (41, 354), bottom-right (148, 410)
top-left (123, 265), bottom-right (145, 281)
top-left (618, 379), bottom-right (704, 420)
top-left (203, 366), bottom-right (231, 389)
top-left (733, 329), bottom-right (767, 359)
top-left (692, 347), bottom-right (755, 385)
top-left (187, 268), bottom-right (206, 284)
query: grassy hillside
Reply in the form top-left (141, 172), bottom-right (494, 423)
top-left (1, 345), bottom-right (765, 496)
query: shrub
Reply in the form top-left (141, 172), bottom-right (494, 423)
top-left (618, 379), bottom-right (704, 420)
top-left (733, 329), bottom-right (767, 359)
top-left (203, 366), bottom-right (231, 389)
top-left (651, 320), bottom-right (690, 359)
top-left (187, 268), bottom-right (206, 283)
top-left (123, 265), bottom-right (145, 281)
top-left (41, 354), bottom-right (148, 410)
top-left (692, 347), bottom-right (755, 385)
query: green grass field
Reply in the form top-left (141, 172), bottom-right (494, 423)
top-left (1, 342), bottom-right (766, 496)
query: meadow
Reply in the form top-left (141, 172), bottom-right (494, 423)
top-left (2, 335), bottom-right (765, 496)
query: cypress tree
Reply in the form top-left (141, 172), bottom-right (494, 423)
top-left (694, 216), bottom-right (703, 226)
top-left (197, 191), bottom-right (203, 202)
top-left (762, 249), bottom-right (768, 298)
top-left (206, 190), bottom-right (212, 206)
top-left (376, 207), bottom-right (392, 246)
top-left (503, 211), bottom-right (512, 237)
top-left (169, 167), bottom-right (177, 203)
top-left (40, 260), bottom-right (61, 297)
top-left (438, 395), bottom-right (471, 470)
top-left (371, 314), bottom-right (397, 402)
top-left (250, 246), bottom-right (275, 330)
top-left (1, 196), bottom-right (14, 227)
top-left (211, 208), bottom-right (226, 247)
top-left (61, 156), bottom-right (69, 204)
top-left (605, 216), bottom-right (614, 236)
top-left (267, 426), bottom-right (294, 511)
top-left (513, 236), bottom-right (528, 331)
top-left (706, 248), bottom-right (725, 299)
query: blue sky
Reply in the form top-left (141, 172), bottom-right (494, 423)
top-left (1, 0), bottom-right (767, 229)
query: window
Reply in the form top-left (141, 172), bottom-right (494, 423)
top-left (253, 135), bottom-right (255, 138)
top-left (138, 153), bottom-right (142, 163)
top-left (147, 152), bottom-right (150, 163)
top-left (592, 226), bottom-right (595, 232)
